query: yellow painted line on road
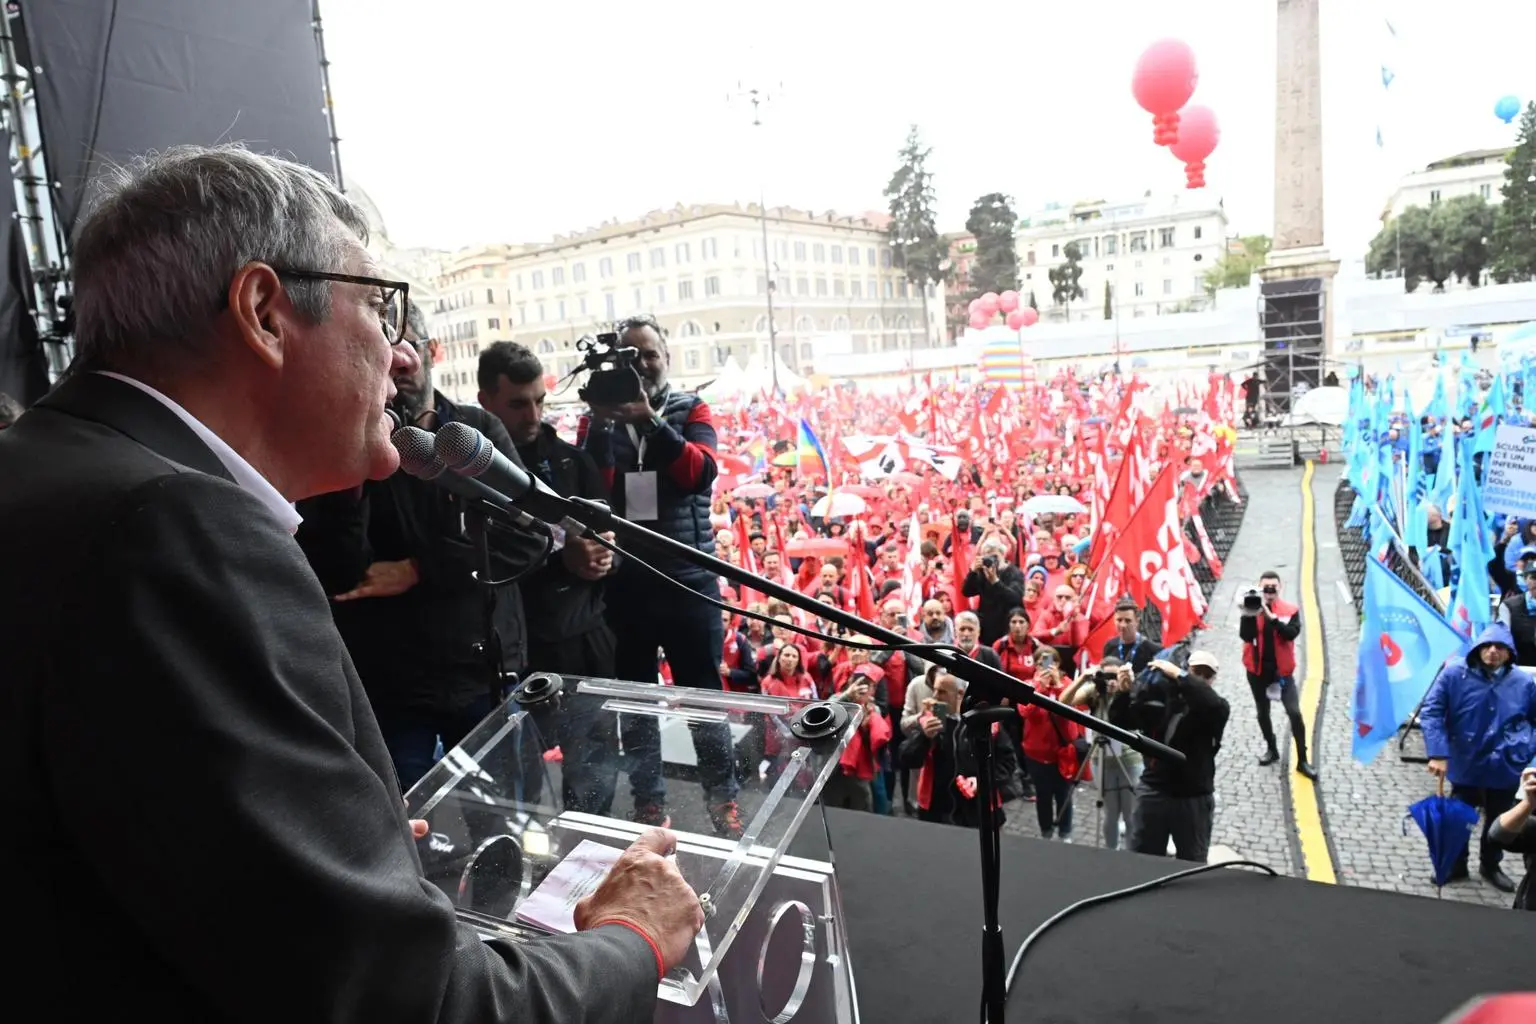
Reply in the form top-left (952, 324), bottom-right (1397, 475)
top-left (1294, 460), bottom-right (1337, 884)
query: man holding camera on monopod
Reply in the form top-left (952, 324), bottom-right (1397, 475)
top-left (1238, 570), bottom-right (1317, 780)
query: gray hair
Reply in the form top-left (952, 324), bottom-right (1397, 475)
top-left (955, 610), bottom-right (980, 628)
top-left (71, 144), bottom-right (369, 375)
top-left (405, 299), bottom-right (430, 341)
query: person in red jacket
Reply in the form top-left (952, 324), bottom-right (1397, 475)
top-left (821, 670), bottom-right (891, 812)
top-left (1018, 663), bottom-right (1082, 841)
top-left (994, 608), bottom-right (1038, 684)
top-left (1237, 570), bottom-right (1315, 779)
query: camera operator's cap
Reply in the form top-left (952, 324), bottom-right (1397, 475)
top-left (1188, 650), bottom-right (1220, 672)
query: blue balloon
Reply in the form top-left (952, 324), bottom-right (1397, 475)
top-left (1495, 95), bottom-right (1521, 124)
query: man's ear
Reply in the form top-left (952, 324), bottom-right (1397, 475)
top-left (428, 340), bottom-right (444, 365)
top-left (227, 263), bottom-right (287, 370)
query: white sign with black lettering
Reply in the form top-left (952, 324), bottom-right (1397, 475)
top-left (1483, 424), bottom-right (1536, 519)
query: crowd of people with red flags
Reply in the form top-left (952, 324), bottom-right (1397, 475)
top-left (691, 366), bottom-right (1244, 823)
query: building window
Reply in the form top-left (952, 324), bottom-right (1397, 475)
top-left (1133, 282), bottom-right (1144, 297)
top-left (655, 284), bottom-right (666, 304)
top-left (1480, 183), bottom-right (1492, 200)
top-left (1194, 275), bottom-right (1205, 294)
top-left (517, 302), bottom-right (526, 325)
top-left (679, 320), bottom-right (703, 337)
top-left (538, 339), bottom-right (555, 353)
top-left (632, 287), bottom-right (643, 309)
top-left (685, 349), bottom-right (701, 370)
top-left (793, 241), bottom-right (807, 261)
top-left (1159, 227), bottom-right (1176, 247)
top-left (531, 270), bottom-right (545, 289)
top-left (816, 278), bottom-right (828, 296)
top-left (867, 247), bottom-right (877, 266)
top-left (485, 287), bottom-right (494, 304)
top-left (676, 242), bottom-right (691, 264)
top-left (578, 296), bottom-right (588, 316)
top-left (1103, 235), bottom-right (1118, 255)
top-left (552, 267), bottom-right (565, 286)
top-left (702, 238), bottom-right (718, 260)
top-left (849, 247), bottom-right (860, 266)
top-left (1051, 244), bottom-right (1061, 258)
top-left (649, 247), bottom-right (665, 269)
top-left (884, 279), bottom-right (894, 298)
top-left (777, 239), bottom-right (788, 259)
top-left (834, 278), bottom-right (845, 297)
top-left (557, 299), bottom-right (566, 320)
top-left (516, 274), bottom-right (523, 291)
top-left (1105, 263), bottom-right (1115, 272)
top-left (831, 245), bottom-right (843, 264)
top-left (713, 347), bottom-right (727, 367)
top-left (599, 256), bottom-right (613, 278)
top-left (1193, 226), bottom-right (1203, 240)
top-left (573, 263), bottom-right (586, 283)
top-left (1129, 233), bottom-right (1147, 253)
top-left (813, 243), bottom-right (825, 262)
top-left (851, 279), bottom-right (862, 298)
top-left (881, 249), bottom-right (893, 268)
top-left (867, 277), bottom-right (877, 296)
top-left (757, 275), bottom-right (768, 294)
top-left (704, 275), bottom-right (720, 296)
top-left (1162, 279), bottom-right (1173, 295)
top-left (604, 293), bottom-right (616, 320)
top-left (1429, 189), bottom-right (1441, 205)
top-left (627, 252), bottom-right (642, 273)
top-left (678, 279), bottom-right (694, 300)
top-left (537, 302), bottom-right (546, 321)
top-left (488, 317), bottom-right (500, 329)
top-left (796, 277), bottom-right (809, 296)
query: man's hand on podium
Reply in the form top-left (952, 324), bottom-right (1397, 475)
top-left (573, 828), bottom-right (705, 977)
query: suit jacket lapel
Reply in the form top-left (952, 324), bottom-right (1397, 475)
top-left (38, 373), bottom-right (236, 483)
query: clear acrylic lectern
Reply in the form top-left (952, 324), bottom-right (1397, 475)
top-left (404, 674), bottom-right (862, 1024)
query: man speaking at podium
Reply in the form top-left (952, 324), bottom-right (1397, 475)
top-left (0, 146), bottom-right (700, 1022)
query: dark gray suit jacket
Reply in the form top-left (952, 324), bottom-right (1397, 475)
top-left (0, 373), bottom-right (658, 1021)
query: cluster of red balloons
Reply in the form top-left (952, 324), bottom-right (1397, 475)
top-left (1131, 39), bottom-right (1219, 189)
top-left (968, 290), bottom-right (1039, 332)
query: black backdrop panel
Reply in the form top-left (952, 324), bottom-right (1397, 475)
top-left (24, 0), bottom-right (333, 239)
top-left (0, 129), bottom-right (48, 406)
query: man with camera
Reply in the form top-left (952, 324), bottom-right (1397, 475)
top-left (1063, 658), bottom-right (1143, 851)
top-left (963, 539), bottom-right (1026, 646)
top-left (1489, 766), bottom-right (1536, 910)
top-left (582, 314), bottom-right (741, 837)
top-left (478, 341), bottom-right (621, 815)
top-left (1110, 651), bottom-right (1230, 862)
top-left (1101, 599), bottom-right (1158, 673)
top-left (1238, 570), bottom-right (1316, 780)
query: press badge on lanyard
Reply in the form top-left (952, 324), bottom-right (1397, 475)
top-left (625, 424), bottom-right (660, 521)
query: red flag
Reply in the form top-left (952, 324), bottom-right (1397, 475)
top-left (1097, 465), bottom-right (1205, 646)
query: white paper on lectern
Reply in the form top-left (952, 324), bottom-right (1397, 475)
top-left (514, 839), bottom-right (622, 933)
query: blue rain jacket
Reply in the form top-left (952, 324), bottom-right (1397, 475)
top-left (1421, 623), bottom-right (1536, 789)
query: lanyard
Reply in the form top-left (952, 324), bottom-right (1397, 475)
top-left (625, 424), bottom-right (648, 469)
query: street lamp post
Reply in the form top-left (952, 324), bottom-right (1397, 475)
top-left (733, 84), bottom-right (780, 396)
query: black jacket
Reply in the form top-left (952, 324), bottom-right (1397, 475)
top-left (1100, 635), bottom-right (1158, 674)
top-left (296, 394), bottom-right (547, 714)
top-left (961, 563), bottom-right (1028, 645)
top-left (516, 421), bottom-right (611, 642)
top-left (898, 716), bottom-right (1022, 827)
top-left (0, 372), bottom-right (658, 1022)
top-left (1110, 670), bottom-right (1230, 797)
top-left (1488, 815), bottom-right (1535, 911)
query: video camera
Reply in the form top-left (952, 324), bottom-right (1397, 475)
top-left (575, 331), bottom-right (645, 406)
top-left (1242, 589), bottom-right (1263, 614)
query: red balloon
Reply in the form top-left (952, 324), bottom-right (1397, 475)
top-left (1132, 40), bottom-right (1198, 116)
top-left (1020, 308), bottom-right (1039, 327)
top-left (967, 297), bottom-right (984, 314)
top-left (968, 311), bottom-right (991, 330)
top-left (1169, 104), bottom-right (1218, 164)
top-left (1005, 309), bottom-right (1026, 330)
top-left (978, 292), bottom-right (1001, 315)
top-left (999, 289), bottom-right (1020, 313)
top-left (543, 372), bottom-right (558, 389)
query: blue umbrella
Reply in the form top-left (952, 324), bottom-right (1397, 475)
top-left (1404, 783), bottom-right (1481, 888)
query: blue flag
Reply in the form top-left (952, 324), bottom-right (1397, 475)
top-left (1352, 558), bottom-right (1468, 764)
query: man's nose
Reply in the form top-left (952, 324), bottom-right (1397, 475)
top-left (391, 341), bottom-right (421, 376)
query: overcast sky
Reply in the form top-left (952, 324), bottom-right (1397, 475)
top-left (321, 0), bottom-right (1535, 259)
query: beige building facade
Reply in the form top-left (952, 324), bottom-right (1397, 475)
top-left (425, 203), bottom-right (929, 404)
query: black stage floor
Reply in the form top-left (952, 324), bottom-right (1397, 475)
top-left (792, 809), bottom-right (1528, 1024)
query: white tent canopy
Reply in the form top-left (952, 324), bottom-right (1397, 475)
top-left (698, 357), bottom-right (753, 404)
top-left (741, 349), bottom-right (807, 395)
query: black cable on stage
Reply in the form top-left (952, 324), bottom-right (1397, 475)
top-left (479, 523), bottom-right (552, 587)
top-left (1000, 859), bottom-right (1280, 1010)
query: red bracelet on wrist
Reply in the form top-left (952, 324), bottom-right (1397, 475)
top-left (592, 918), bottom-right (665, 980)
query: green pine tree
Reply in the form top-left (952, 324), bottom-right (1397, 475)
top-left (1490, 101), bottom-right (1536, 283)
top-left (963, 193), bottom-right (1021, 298)
top-left (884, 126), bottom-right (947, 343)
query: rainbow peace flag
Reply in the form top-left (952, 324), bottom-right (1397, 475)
top-left (797, 418), bottom-right (831, 480)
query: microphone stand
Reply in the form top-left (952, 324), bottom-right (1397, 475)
top-left (546, 495), bottom-right (1183, 1024)
top-left (462, 502), bottom-right (509, 708)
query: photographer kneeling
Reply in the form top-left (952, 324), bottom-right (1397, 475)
top-left (1110, 651), bottom-right (1230, 863)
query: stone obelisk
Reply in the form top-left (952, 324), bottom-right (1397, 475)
top-left (1259, 0), bottom-right (1339, 371)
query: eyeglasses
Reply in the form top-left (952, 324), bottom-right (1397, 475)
top-left (272, 268), bottom-right (410, 345)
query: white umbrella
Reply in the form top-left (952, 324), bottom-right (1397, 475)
top-left (1283, 385), bottom-right (1349, 427)
top-left (1019, 494), bottom-right (1085, 517)
top-left (812, 492), bottom-right (867, 518)
top-left (731, 482), bottom-right (775, 499)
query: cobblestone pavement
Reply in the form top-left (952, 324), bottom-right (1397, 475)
top-left (1310, 462), bottom-right (1508, 909)
top-left (1003, 470), bottom-right (1302, 877)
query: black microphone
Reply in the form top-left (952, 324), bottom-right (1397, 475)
top-left (432, 421), bottom-right (585, 531)
top-left (390, 424), bottom-right (548, 535)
